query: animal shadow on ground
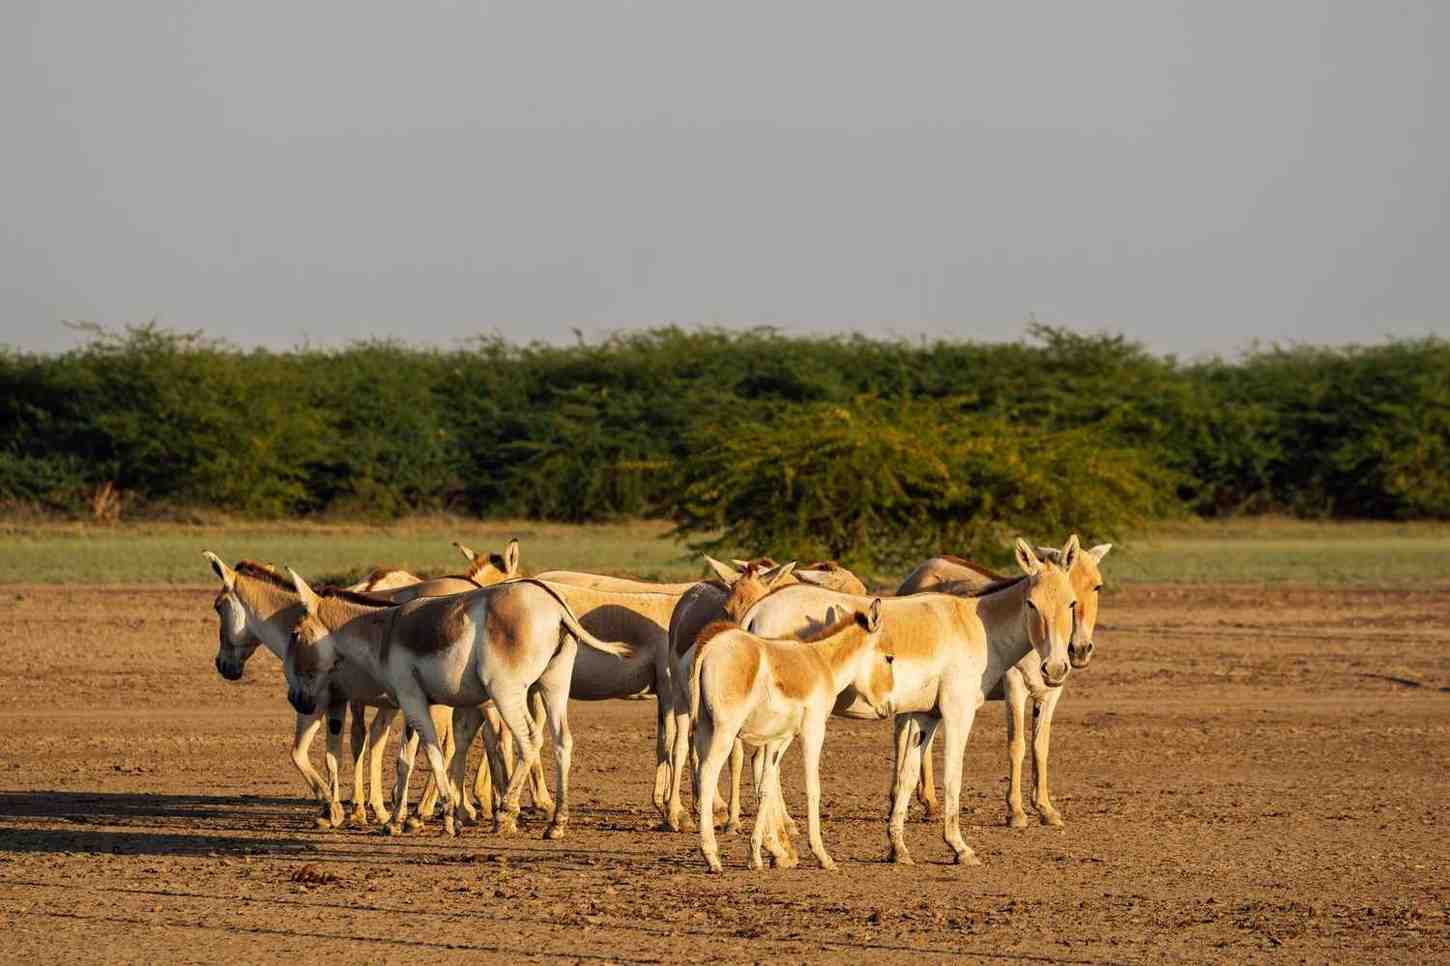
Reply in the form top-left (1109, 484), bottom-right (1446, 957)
top-left (0, 791), bottom-right (316, 858)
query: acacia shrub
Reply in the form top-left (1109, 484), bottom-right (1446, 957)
top-left (671, 398), bottom-right (1178, 572)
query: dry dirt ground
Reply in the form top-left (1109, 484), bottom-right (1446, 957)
top-left (0, 583), bottom-right (1447, 964)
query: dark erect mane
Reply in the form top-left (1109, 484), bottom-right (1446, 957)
top-left (796, 609), bottom-right (871, 643)
top-left (234, 560), bottom-right (293, 589)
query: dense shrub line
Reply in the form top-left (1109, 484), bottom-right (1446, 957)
top-left (2, 324), bottom-right (1445, 565)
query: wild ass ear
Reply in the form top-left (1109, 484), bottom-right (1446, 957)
top-left (202, 551), bottom-right (236, 591)
top-left (704, 556), bottom-right (738, 584)
top-left (762, 561), bottom-right (796, 588)
top-left (453, 541), bottom-right (478, 563)
top-left (865, 598), bottom-right (883, 633)
top-left (1087, 543), bottom-right (1112, 563)
top-left (287, 568), bottom-right (322, 616)
top-left (1014, 539), bottom-right (1044, 576)
top-left (730, 559), bottom-right (752, 570)
top-left (504, 538), bottom-right (521, 575)
top-left (1060, 534), bottom-right (1081, 571)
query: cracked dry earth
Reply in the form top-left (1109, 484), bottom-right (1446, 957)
top-left (0, 582), bottom-right (1447, 964)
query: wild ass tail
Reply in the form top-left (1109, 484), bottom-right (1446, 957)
top-left (518, 579), bottom-right (638, 659)
top-left (688, 638), bottom-right (714, 723)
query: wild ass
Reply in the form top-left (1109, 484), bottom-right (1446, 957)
top-left (281, 570), bottom-right (635, 837)
top-left (691, 600), bottom-right (894, 872)
top-left (205, 553), bottom-right (406, 827)
top-left (742, 536), bottom-right (1081, 865)
top-left (896, 543), bottom-right (1110, 827)
top-left (663, 558), bottom-right (798, 832)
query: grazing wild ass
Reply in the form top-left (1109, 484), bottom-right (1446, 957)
top-left (691, 599), bottom-right (894, 872)
top-left (663, 558), bottom-right (798, 832)
top-left (281, 570), bottom-right (635, 838)
top-left (897, 543), bottom-right (1110, 827)
top-left (742, 536), bottom-right (1081, 865)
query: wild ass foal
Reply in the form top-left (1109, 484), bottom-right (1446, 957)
top-left (742, 536), bottom-right (1081, 865)
top-left (691, 599), bottom-right (894, 872)
top-left (663, 557), bottom-right (798, 832)
top-left (282, 571), bottom-right (635, 838)
top-left (897, 542), bottom-right (1110, 827)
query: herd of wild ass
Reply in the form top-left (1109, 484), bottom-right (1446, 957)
top-left (204, 532), bottom-right (1109, 871)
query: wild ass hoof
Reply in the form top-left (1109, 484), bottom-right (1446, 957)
top-left (664, 811), bottom-right (692, 833)
top-left (1039, 809), bottom-right (1065, 828)
top-left (920, 805), bottom-right (942, 822)
top-left (723, 820), bottom-right (741, 835)
top-left (770, 850), bottom-right (799, 870)
top-left (404, 816), bottom-right (425, 833)
top-left (953, 849), bottom-right (983, 867)
top-left (313, 816), bottom-right (334, 830)
top-left (888, 846), bottom-right (914, 866)
top-left (348, 806), bottom-right (369, 827)
top-left (703, 854), bottom-right (724, 875)
top-left (385, 822), bottom-right (404, 837)
top-left (543, 821), bottom-right (567, 840)
top-left (494, 814), bottom-right (520, 835)
top-left (816, 856), bottom-right (838, 872)
top-left (1007, 811), bottom-right (1029, 829)
top-left (444, 815), bottom-right (457, 837)
top-left (372, 807), bottom-right (392, 826)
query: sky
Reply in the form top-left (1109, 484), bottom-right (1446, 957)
top-left (2, 1), bottom-right (1446, 358)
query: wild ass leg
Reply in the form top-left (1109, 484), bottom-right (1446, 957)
top-left (417, 709), bottom-right (455, 821)
top-left (887, 714), bottom-right (935, 864)
top-left (799, 717), bottom-right (835, 870)
top-left (395, 694), bottom-right (460, 836)
top-left (725, 738), bottom-right (744, 833)
top-left (694, 712), bottom-right (732, 873)
top-left (749, 744), bottom-right (780, 870)
top-left (404, 706), bottom-right (453, 831)
top-left (289, 713), bottom-right (332, 814)
top-left (319, 703), bottom-right (347, 828)
top-left (654, 692), bottom-right (674, 817)
top-left (365, 706), bottom-right (398, 824)
top-left (389, 723), bottom-right (422, 834)
top-left (347, 701), bottom-right (369, 825)
top-left (448, 705), bottom-right (485, 827)
top-left (915, 729), bottom-right (941, 820)
top-left (763, 738), bottom-right (799, 868)
top-left (665, 704), bottom-right (694, 831)
top-left (1032, 686), bottom-right (1065, 827)
top-left (1004, 670), bottom-right (1031, 828)
top-left (479, 702), bottom-right (511, 813)
top-left (526, 689), bottom-right (555, 814)
top-left (534, 662), bottom-right (575, 839)
top-left (938, 699), bottom-right (982, 865)
top-left (490, 687), bottom-right (545, 836)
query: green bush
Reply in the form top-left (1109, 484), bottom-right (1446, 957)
top-left (670, 398), bottom-right (1178, 571)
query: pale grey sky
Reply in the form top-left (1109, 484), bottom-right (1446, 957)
top-left (2, 1), bottom-right (1446, 356)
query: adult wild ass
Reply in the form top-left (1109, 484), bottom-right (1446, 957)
top-left (742, 536), bottom-right (1081, 865)
top-left (663, 558), bottom-right (798, 832)
top-left (897, 543), bottom-right (1110, 827)
top-left (691, 600), bottom-right (894, 872)
top-left (281, 570), bottom-right (635, 837)
top-left (205, 554), bottom-right (407, 827)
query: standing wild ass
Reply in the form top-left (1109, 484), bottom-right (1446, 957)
top-left (663, 558), bottom-right (798, 832)
top-left (897, 543), bottom-right (1110, 827)
top-left (281, 570), bottom-right (635, 838)
top-left (691, 599), bottom-right (894, 872)
top-left (742, 536), bottom-right (1081, 865)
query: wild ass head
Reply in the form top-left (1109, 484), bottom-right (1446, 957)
top-left (453, 538), bottom-right (522, 584)
top-left (280, 569), bottom-right (362, 717)
top-left (705, 556), bottom-right (796, 622)
top-left (1034, 541), bottom-right (1111, 669)
top-left (803, 599), bottom-right (894, 717)
top-left (1014, 535), bottom-right (1080, 688)
top-left (203, 551), bottom-right (268, 681)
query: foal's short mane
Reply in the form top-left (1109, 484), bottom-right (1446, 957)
top-left (695, 620), bottom-right (739, 650)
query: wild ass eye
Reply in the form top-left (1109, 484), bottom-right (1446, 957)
top-left (884, 655), bottom-right (894, 665)
top-left (1025, 600), bottom-right (1038, 611)
top-left (1094, 584), bottom-right (1104, 592)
